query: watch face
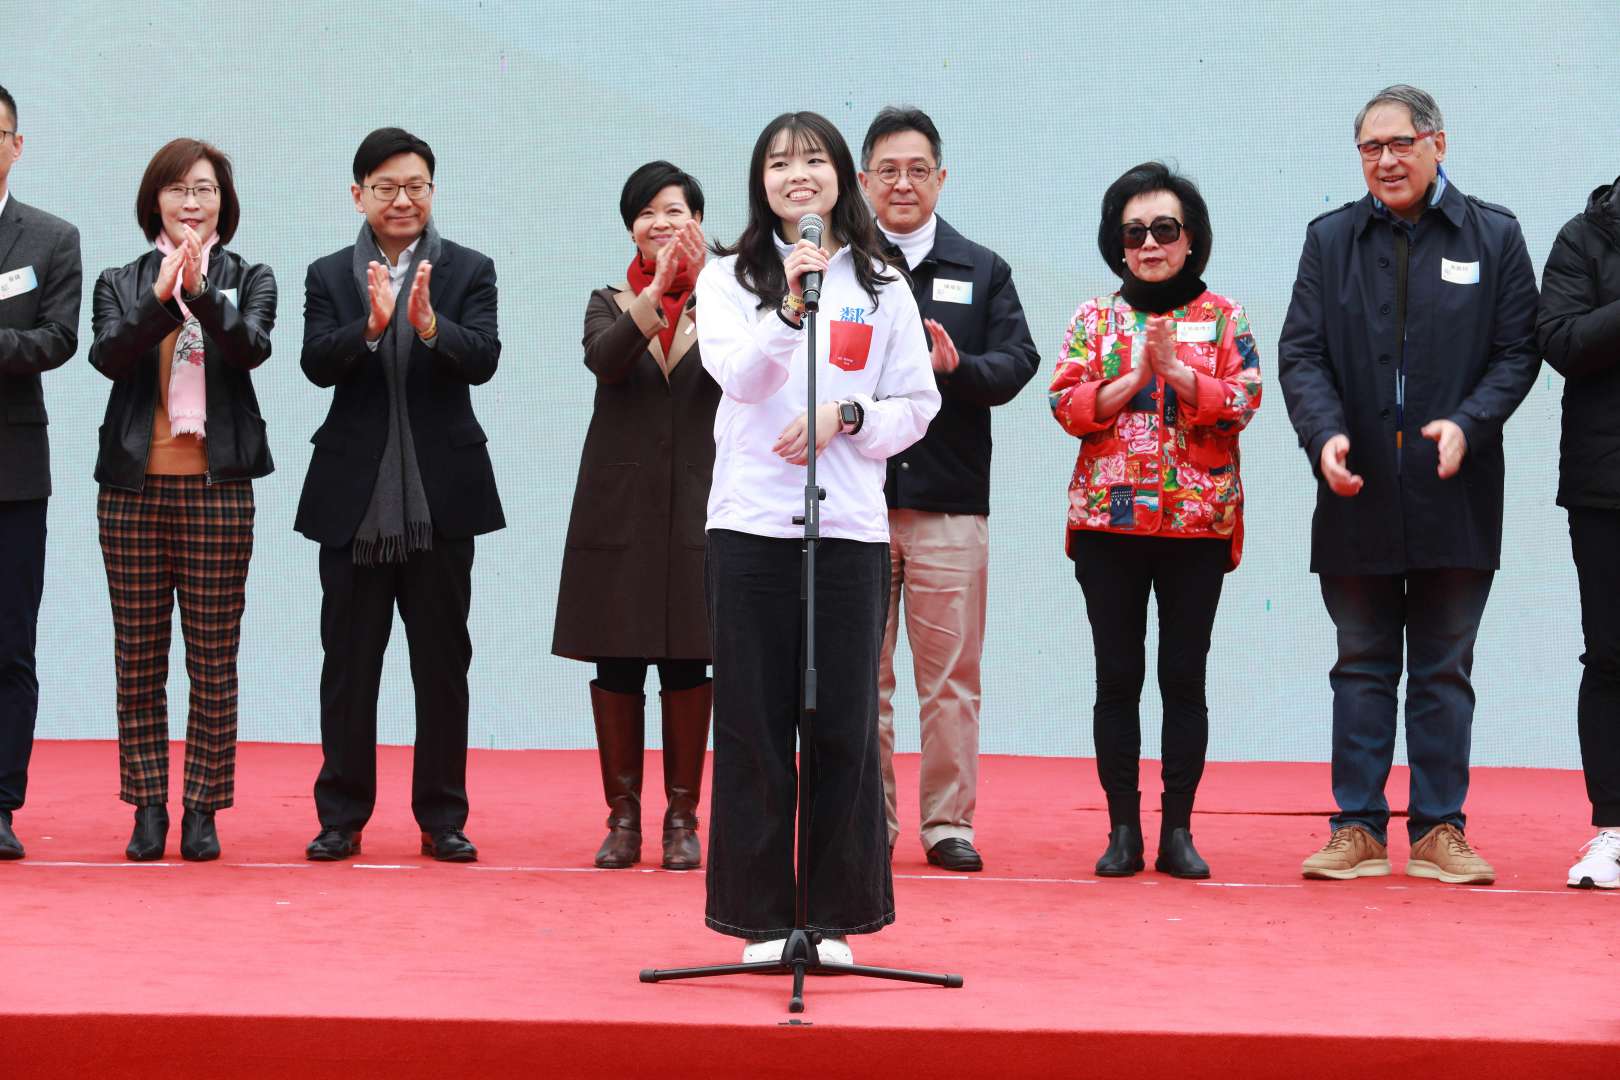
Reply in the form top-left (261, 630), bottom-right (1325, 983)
top-left (839, 402), bottom-right (858, 427)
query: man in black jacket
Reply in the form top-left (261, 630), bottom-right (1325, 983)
top-left (858, 107), bottom-right (1040, 872)
top-left (297, 128), bottom-right (504, 863)
top-left (0, 85), bottom-right (81, 860)
top-left (1539, 173), bottom-right (1620, 890)
top-left (1279, 86), bottom-right (1539, 886)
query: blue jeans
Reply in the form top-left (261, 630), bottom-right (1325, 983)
top-left (1319, 569), bottom-right (1494, 845)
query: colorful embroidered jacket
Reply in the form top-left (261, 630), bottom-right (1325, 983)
top-left (1049, 290), bottom-right (1262, 567)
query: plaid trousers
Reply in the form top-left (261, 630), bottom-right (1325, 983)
top-left (98, 476), bottom-right (255, 812)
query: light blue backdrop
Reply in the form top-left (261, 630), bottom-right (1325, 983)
top-left (8, 1), bottom-right (1610, 766)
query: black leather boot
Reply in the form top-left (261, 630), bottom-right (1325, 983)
top-left (659, 680), bottom-right (711, 871)
top-left (126, 805), bottom-right (169, 862)
top-left (1096, 790), bottom-right (1145, 876)
top-left (590, 681), bottom-right (644, 868)
top-left (1155, 791), bottom-right (1210, 879)
top-left (180, 809), bottom-right (221, 862)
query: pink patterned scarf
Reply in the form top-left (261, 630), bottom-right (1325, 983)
top-left (153, 232), bottom-right (218, 438)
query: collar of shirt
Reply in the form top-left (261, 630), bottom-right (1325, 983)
top-left (0, 189), bottom-right (10, 222)
top-left (1372, 164), bottom-right (1449, 228)
top-left (878, 214), bottom-right (937, 271)
top-left (377, 236), bottom-right (420, 295)
top-left (772, 228), bottom-right (855, 267)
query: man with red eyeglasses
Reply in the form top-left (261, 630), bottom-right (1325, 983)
top-left (1278, 84), bottom-right (1539, 886)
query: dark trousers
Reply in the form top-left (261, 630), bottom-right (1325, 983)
top-left (595, 658), bottom-right (708, 695)
top-left (1570, 507), bottom-right (1620, 826)
top-left (0, 498), bottom-right (47, 815)
top-left (1319, 569), bottom-right (1494, 845)
top-left (315, 537), bottom-right (475, 833)
top-left (98, 478), bottom-right (255, 812)
top-left (1071, 532), bottom-right (1228, 806)
top-left (703, 529), bottom-right (894, 940)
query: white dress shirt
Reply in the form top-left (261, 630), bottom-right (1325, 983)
top-left (697, 238), bottom-right (940, 542)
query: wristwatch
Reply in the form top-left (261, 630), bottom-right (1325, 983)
top-left (838, 399), bottom-right (864, 435)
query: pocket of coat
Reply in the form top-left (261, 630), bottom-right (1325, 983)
top-left (681, 461), bottom-right (710, 549)
top-left (568, 462), bottom-right (638, 550)
top-left (828, 320), bottom-right (874, 372)
top-left (6, 403), bottom-right (48, 425)
top-left (450, 420), bottom-right (489, 447)
top-left (310, 425), bottom-right (348, 453)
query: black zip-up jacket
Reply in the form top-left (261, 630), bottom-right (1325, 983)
top-left (88, 247), bottom-right (276, 490)
top-left (882, 217), bottom-right (1039, 515)
top-left (1537, 176), bottom-right (1620, 509)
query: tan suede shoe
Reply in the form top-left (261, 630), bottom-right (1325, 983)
top-left (1406, 823), bottom-right (1495, 885)
top-left (1301, 826), bottom-right (1392, 880)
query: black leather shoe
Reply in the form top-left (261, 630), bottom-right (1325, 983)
top-left (422, 828), bottom-right (478, 862)
top-left (180, 809), bottom-right (221, 862)
top-left (0, 812), bottom-right (24, 860)
top-left (1155, 827), bottom-right (1211, 879)
top-left (926, 837), bottom-right (983, 872)
top-left (306, 828), bottom-right (361, 861)
top-left (126, 806), bottom-right (169, 862)
top-left (1096, 824), bottom-right (1146, 877)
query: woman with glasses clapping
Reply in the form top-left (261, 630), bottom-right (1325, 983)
top-left (1050, 162), bottom-right (1262, 880)
top-left (88, 139), bottom-right (276, 862)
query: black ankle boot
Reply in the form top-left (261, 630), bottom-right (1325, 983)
top-left (1096, 791), bottom-right (1145, 876)
top-left (126, 805), bottom-right (169, 862)
top-left (181, 809), bottom-right (220, 862)
top-left (1155, 792), bottom-right (1210, 879)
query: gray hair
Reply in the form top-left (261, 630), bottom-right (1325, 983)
top-left (1353, 84), bottom-right (1444, 140)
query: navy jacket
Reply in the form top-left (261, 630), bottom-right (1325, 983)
top-left (1277, 181), bottom-right (1540, 574)
top-left (883, 217), bottom-right (1039, 515)
top-left (1537, 176), bottom-right (1620, 509)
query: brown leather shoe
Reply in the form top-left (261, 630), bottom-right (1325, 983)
top-left (591, 681), bottom-right (644, 869)
top-left (1407, 823), bottom-right (1494, 885)
top-left (659, 680), bottom-right (711, 871)
top-left (1301, 826), bottom-right (1391, 880)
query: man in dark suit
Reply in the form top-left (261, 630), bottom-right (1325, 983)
top-left (296, 127), bottom-right (503, 863)
top-left (0, 85), bottom-right (82, 860)
top-left (857, 107), bottom-right (1040, 872)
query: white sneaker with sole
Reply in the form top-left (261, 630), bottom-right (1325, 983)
top-left (1567, 830), bottom-right (1620, 889)
top-left (815, 934), bottom-right (853, 965)
top-left (742, 937), bottom-right (787, 963)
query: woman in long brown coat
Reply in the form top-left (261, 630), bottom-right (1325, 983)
top-left (553, 161), bottom-right (720, 870)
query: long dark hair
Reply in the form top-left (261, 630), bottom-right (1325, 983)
top-left (717, 111), bottom-right (896, 311)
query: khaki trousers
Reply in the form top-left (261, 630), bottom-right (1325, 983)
top-left (877, 509), bottom-right (988, 851)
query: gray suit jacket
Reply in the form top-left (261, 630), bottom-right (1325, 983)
top-left (0, 195), bottom-right (82, 501)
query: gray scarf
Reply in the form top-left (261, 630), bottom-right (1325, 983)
top-left (350, 221), bottom-right (441, 566)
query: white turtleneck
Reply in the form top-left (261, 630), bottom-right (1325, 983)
top-left (879, 214), bottom-right (937, 270)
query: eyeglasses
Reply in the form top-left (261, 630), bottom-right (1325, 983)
top-left (872, 164), bottom-right (936, 186)
top-left (0, 130), bottom-right (14, 142)
top-left (1355, 132), bottom-right (1435, 160)
top-left (364, 181), bottom-right (435, 201)
top-left (160, 183), bottom-right (221, 202)
top-left (1120, 216), bottom-right (1183, 249)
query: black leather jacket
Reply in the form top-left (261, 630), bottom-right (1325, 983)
top-left (88, 247), bottom-right (276, 491)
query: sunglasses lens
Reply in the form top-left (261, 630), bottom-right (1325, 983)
top-left (1121, 225), bottom-right (1148, 249)
top-left (1150, 220), bottom-right (1181, 244)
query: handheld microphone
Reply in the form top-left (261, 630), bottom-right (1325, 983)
top-left (798, 213), bottom-right (825, 312)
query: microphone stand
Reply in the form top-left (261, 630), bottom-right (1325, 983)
top-left (641, 278), bottom-right (963, 1013)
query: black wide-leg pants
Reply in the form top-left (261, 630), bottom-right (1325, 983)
top-left (703, 529), bottom-right (895, 940)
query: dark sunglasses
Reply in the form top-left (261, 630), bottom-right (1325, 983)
top-left (1120, 217), bottom-right (1184, 249)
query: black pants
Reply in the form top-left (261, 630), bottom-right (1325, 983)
top-left (703, 529), bottom-right (895, 939)
top-left (595, 658), bottom-right (708, 695)
top-left (1571, 507), bottom-right (1620, 826)
top-left (314, 537), bottom-right (475, 833)
top-left (1072, 531), bottom-right (1228, 802)
top-left (0, 499), bottom-right (47, 815)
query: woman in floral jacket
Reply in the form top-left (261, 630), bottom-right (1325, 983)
top-left (1050, 161), bottom-right (1261, 880)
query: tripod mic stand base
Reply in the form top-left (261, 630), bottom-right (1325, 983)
top-left (640, 928), bottom-right (963, 1013)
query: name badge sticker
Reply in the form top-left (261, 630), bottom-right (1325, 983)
top-left (1176, 320), bottom-right (1219, 343)
top-left (1441, 258), bottom-right (1480, 285)
top-left (0, 265), bottom-right (39, 302)
top-left (932, 278), bottom-right (972, 305)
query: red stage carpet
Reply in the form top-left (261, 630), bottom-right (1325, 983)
top-left (7, 741), bottom-right (1614, 1079)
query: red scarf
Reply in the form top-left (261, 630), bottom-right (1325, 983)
top-left (626, 252), bottom-right (695, 356)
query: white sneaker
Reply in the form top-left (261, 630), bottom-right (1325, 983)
top-left (816, 934), bottom-right (853, 965)
top-left (1568, 830), bottom-right (1620, 889)
top-left (742, 937), bottom-right (786, 963)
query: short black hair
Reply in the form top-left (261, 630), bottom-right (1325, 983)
top-left (619, 161), bottom-right (704, 230)
top-left (861, 105), bottom-right (942, 169)
top-left (1097, 161), bottom-right (1213, 279)
top-left (352, 127), bottom-right (435, 184)
top-left (0, 84), bottom-right (16, 131)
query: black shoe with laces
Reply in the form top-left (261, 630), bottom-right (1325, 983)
top-left (306, 827), bottom-right (361, 861)
top-left (421, 828), bottom-right (478, 862)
